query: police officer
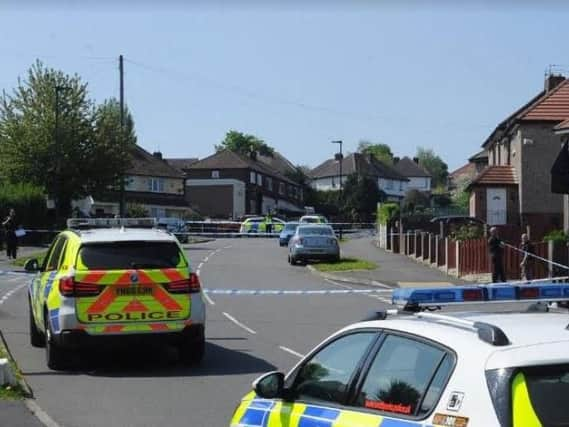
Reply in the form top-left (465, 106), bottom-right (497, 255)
top-left (520, 233), bottom-right (534, 281)
top-left (265, 212), bottom-right (273, 234)
top-left (488, 227), bottom-right (506, 283)
top-left (2, 209), bottom-right (18, 259)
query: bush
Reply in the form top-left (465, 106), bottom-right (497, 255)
top-left (0, 182), bottom-right (48, 228)
top-left (450, 224), bottom-right (484, 241)
top-left (543, 229), bottom-right (568, 243)
top-left (378, 203), bottom-right (400, 226)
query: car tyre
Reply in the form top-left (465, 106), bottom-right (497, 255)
top-left (45, 310), bottom-right (68, 370)
top-left (289, 255), bottom-right (297, 265)
top-left (179, 331), bottom-right (205, 366)
top-left (29, 300), bottom-right (45, 348)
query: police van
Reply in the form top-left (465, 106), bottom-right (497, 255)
top-left (231, 282), bottom-right (569, 427)
top-left (26, 218), bottom-right (205, 370)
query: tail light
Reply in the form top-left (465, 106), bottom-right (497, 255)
top-left (59, 277), bottom-right (102, 297)
top-left (164, 273), bottom-right (201, 294)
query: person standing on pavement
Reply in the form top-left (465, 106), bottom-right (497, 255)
top-left (488, 226), bottom-right (506, 283)
top-left (2, 209), bottom-right (18, 259)
top-left (265, 212), bottom-right (273, 234)
top-left (520, 233), bottom-right (534, 281)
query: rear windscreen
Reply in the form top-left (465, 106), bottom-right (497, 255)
top-left (77, 241), bottom-right (186, 270)
top-left (298, 227), bottom-right (333, 236)
top-left (522, 364), bottom-right (569, 426)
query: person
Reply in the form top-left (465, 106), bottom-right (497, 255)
top-left (2, 209), bottom-right (18, 259)
top-left (520, 233), bottom-right (534, 281)
top-left (488, 227), bottom-right (506, 283)
top-left (265, 212), bottom-right (273, 234)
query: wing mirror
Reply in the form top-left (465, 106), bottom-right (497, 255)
top-left (24, 258), bottom-right (40, 273)
top-left (252, 371), bottom-right (285, 399)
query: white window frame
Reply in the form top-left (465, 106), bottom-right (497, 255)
top-left (386, 179), bottom-right (393, 190)
top-left (148, 178), bottom-right (165, 193)
top-left (257, 174), bottom-right (263, 186)
top-left (250, 171), bottom-right (256, 184)
top-left (266, 177), bottom-right (273, 191)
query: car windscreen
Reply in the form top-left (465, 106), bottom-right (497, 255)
top-left (77, 241), bottom-right (186, 270)
top-left (298, 227), bottom-right (333, 236)
top-left (284, 223), bottom-right (299, 231)
top-left (518, 364), bottom-right (569, 426)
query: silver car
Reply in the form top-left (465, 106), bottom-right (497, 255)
top-left (288, 224), bottom-right (340, 265)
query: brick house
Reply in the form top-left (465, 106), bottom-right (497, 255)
top-left (89, 146), bottom-right (191, 218)
top-left (309, 153), bottom-right (409, 202)
top-left (468, 74), bottom-right (569, 238)
top-left (184, 150), bottom-right (304, 219)
top-left (448, 150), bottom-right (489, 192)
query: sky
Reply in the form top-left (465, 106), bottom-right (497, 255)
top-left (0, 1), bottom-right (568, 171)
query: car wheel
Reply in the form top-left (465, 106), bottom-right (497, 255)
top-left (29, 299), bottom-right (45, 348)
top-left (289, 255), bottom-right (296, 265)
top-left (45, 310), bottom-right (68, 370)
top-left (179, 331), bottom-right (205, 366)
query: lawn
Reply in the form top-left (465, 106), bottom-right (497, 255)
top-left (313, 257), bottom-right (377, 272)
top-left (12, 251), bottom-right (47, 268)
top-left (0, 340), bottom-right (26, 400)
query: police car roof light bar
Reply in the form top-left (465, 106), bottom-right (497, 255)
top-left (67, 218), bottom-right (157, 229)
top-left (392, 282), bottom-right (569, 312)
top-left (414, 312), bottom-right (510, 346)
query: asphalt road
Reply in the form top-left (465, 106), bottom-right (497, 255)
top-left (0, 238), bottom-right (389, 427)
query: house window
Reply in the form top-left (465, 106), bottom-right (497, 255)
top-left (299, 188), bottom-right (303, 201)
top-left (266, 177), bottom-right (273, 191)
top-left (399, 181), bottom-right (403, 191)
top-left (125, 176), bottom-right (135, 190)
top-left (257, 174), bottom-right (263, 186)
top-left (386, 179), bottom-right (393, 190)
top-left (148, 178), bottom-right (165, 193)
top-left (211, 170), bottom-right (220, 179)
top-left (250, 171), bottom-right (256, 184)
top-left (279, 182), bottom-right (285, 195)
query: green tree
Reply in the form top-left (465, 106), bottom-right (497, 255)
top-left (342, 173), bottom-right (385, 221)
top-left (357, 140), bottom-right (394, 165)
top-left (450, 175), bottom-right (471, 211)
top-left (402, 189), bottom-right (430, 212)
top-left (416, 147), bottom-right (449, 188)
top-left (216, 130), bottom-right (274, 157)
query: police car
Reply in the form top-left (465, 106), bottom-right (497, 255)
top-left (26, 218), bottom-right (206, 370)
top-left (230, 282), bottom-right (569, 427)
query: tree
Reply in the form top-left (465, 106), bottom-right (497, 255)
top-left (402, 189), bottom-right (430, 212)
top-left (216, 130), bottom-right (274, 157)
top-left (416, 147), bottom-right (449, 188)
top-left (357, 140), bottom-right (394, 165)
top-left (0, 61), bottom-right (133, 224)
top-left (342, 173), bottom-right (385, 221)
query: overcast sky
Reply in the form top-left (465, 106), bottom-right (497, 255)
top-left (1, 1), bottom-right (567, 170)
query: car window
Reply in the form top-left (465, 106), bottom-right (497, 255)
top-left (298, 227), bottom-right (333, 236)
top-left (293, 332), bottom-right (377, 405)
top-left (355, 334), bottom-right (450, 417)
top-left (44, 236), bottom-right (68, 272)
top-left (77, 241), bottom-right (187, 270)
top-left (285, 224), bottom-right (298, 231)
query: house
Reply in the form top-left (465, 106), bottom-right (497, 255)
top-left (308, 153), bottom-right (409, 202)
top-left (165, 158), bottom-right (199, 176)
top-left (448, 151), bottom-right (488, 192)
top-left (89, 146), bottom-right (191, 218)
top-left (393, 157), bottom-right (431, 192)
top-left (551, 123), bottom-right (569, 231)
top-left (468, 74), bottom-right (569, 238)
top-left (184, 150), bottom-right (304, 219)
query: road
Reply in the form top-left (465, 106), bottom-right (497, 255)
top-left (0, 238), bottom-right (389, 427)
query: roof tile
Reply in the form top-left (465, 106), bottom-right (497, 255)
top-left (470, 166), bottom-right (518, 186)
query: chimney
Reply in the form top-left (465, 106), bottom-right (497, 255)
top-left (413, 157), bottom-right (419, 164)
top-left (249, 151), bottom-right (257, 161)
top-left (152, 151), bottom-right (163, 160)
top-left (545, 74), bottom-right (565, 92)
top-left (393, 156), bottom-right (400, 164)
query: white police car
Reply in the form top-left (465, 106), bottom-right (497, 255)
top-left (230, 282), bottom-right (569, 427)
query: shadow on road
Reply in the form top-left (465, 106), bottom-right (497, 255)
top-left (24, 341), bottom-right (276, 379)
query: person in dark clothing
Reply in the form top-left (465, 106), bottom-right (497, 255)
top-left (520, 233), bottom-right (534, 281)
top-left (2, 209), bottom-right (17, 259)
top-left (488, 227), bottom-right (506, 283)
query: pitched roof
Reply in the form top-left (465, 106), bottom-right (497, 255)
top-left (393, 157), bottom-right (431, 178)
top-left (309, 153), bottom-right (408, 181)
top-left (188, 150), bottom-right (297, 185)
top-left (521, 79), bottom-right (569, 121)
top-left (165, 158), bottom-right (199, 172)
top-left (469, 166), bottom-right (518, 187)
top-left (449, 162), bottom-right (476, 179)
top-left (257, 152), bottom-right (297, 177)
top-left (128, 146), bottom-right (184, 179)
top-left (468, 150), bottom-right (488, 162)
top-left (554, 118), bottom-right (569, 132)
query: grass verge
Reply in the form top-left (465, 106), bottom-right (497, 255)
top-left (313, 257), bottom-right (377, 272)
top-left (0, 338), bottom-right (27, 400)
top-left (11, 251), bottom-right (47, 267)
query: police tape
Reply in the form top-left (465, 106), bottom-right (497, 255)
top-left (202, 288), bottom-right (392, 295)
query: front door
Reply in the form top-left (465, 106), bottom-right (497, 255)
top-left (487, 188), bottom-right (507, 225)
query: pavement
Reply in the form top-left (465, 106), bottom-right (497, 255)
top-left (313, 237), bottom-right (470, 287)
top-left (0, 401), bottom-right (44, 427)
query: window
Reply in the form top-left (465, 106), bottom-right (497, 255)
top-left (44, 236), bottom-right (68, 272)
top-left (211, 170), bottom-right (220, 179)
top-left (292, 332), bottom-right (376, 405)
top-left (355, 334), bottom-right (452, 417)
top-left (386, 180), bottom-right (393, 190)
top-left (399, 181), bottom-right (403, 191)
top-left (266, 177), bottom-right (273, 191)
top-left (279, 182), bottom-right (285, 195)
top-left (148, 178), bottom-right (165, 192)
top-left (125, 176), bottom-right (135, 190)
top-left (257, 174), bottom-right (263, 186)
top-left (250, 171), bottom-right (256, 184)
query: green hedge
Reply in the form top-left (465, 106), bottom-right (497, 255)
top-left (377, 203), bottom-right (400, 225)
top-left (0, 183), bottom-right (48, 228)
top-left (543, 229), bottom-right (568, 243)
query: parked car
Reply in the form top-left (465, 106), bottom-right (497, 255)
top-left (157, 217), bottom-right (189, 243)
top-left (239, 217), bottom-right (285, 234)
top-left (299, 214), bottom-right (328, 224)
top-left (288, 224), bottom-right (339, 265)
top-left (278, 222), bottom-right (299, 247)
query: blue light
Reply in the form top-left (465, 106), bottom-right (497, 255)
top-left (487, 286), bottom-right (517, 301)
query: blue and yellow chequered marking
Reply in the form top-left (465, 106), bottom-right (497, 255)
top-left (49, 308), bottom-right (60, 333)
top-left (232, 398), bottom-right (433, 427)
top-left (43, 271), bottom-right (58, 299)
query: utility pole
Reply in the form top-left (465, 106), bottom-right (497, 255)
top-left (331, 140), bottom-right (344, 238)
top-left (119, 54), bottom-right (125, 217)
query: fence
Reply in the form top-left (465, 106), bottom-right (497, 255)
top-left (378, 227), bottom-right (568, 281)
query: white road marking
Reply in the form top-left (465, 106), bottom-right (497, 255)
top-left (279, 346), bottom-right (304, 358)
top-left (0, 283), bottom-right (27, 305)
top-left (222, 312), bottom-right (256, 334)
top-left (203, 290), bottom-right (215, 306)
top-left (198, 262), bottom-right (204, 269)
top-left (223, 245), bottom-right (232, 249)
top-left (26, 399), bottom-right (63, 427)
top-left (203, 257), bottom-right (209, 262)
